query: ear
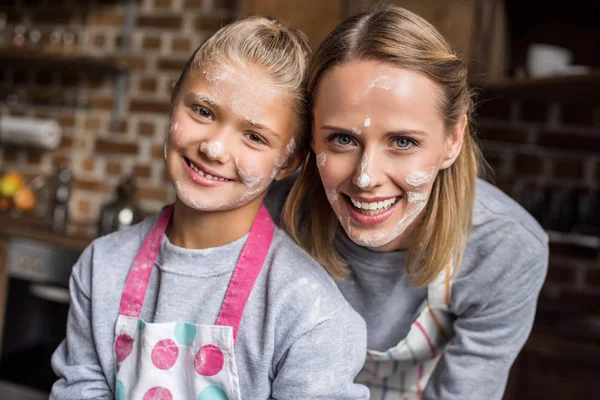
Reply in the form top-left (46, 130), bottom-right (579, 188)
top-left (439, 114), bottom-right (467, 170)
top-left (274, 150), bottom-right (306, 181)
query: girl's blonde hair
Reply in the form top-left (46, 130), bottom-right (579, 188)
top-left (172, 16), bottom-right (312, 144)
top-left (283, 5), bottom-right (484, 287)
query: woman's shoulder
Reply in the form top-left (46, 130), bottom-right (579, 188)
top-left (473, 178), bottom-right (548, 250)
top-left (451, 179), bottom-right (549, 315)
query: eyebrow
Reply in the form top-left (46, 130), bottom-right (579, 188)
top-left (186, 92), bottom-right (220, 108)
top-left (320, 125), bottom-right (428, 137)
top-left (245, 118), bottom-right (281, 139)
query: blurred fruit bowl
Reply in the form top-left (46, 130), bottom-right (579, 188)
top-left (0, 171), bottom-right (37, 212)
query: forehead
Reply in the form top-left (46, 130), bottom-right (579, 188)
top-left (314, 60), bottom-right (443, 124)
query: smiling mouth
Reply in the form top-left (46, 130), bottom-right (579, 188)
top-left (345, 195), bottom-right (400, 215)
top-left (183, 157), bottom-right (231, 181)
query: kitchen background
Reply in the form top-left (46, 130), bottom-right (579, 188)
top-left (0, 0), bottom-right (598, 398)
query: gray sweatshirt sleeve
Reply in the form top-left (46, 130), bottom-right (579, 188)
top-left (423, 249), bottom-right (549, 400)
top-left (50, 245), bottom-right (113, 399)
top-left (272, 303), bottom-right (370, 399)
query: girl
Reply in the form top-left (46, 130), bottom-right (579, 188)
top-left (268, 5), bottom-right (548, 400)
top-left (51, 16), bottom-right (369, 400)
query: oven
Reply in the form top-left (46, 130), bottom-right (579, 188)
top-left (0, 237), bottom-right (81, 398)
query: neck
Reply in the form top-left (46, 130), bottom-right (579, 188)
top-left (166, 195), bottom-right (265, 249)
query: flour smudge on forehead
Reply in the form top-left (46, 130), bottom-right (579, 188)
top-left (201, 63), bottom-right (283, 124)
top-left (353, 76), bottom-right (394, 105)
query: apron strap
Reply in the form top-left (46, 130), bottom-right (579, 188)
top-left (216, 205), bottom-right (275, 343)
top-left (119, 204), bottom-right (174, 317)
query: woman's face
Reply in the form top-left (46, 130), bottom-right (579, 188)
top-left (312, 60), bottom-right (465, 251)
top-left (165, 61), bottom-right (297, 212)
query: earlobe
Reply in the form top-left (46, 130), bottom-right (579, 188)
top-left (440, 114), bottom-right (467, 170)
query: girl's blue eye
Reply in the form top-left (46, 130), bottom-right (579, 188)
top-left (395, 137), bottom-right (413, 149)
top-left (335, 135), bottom-right (353, 146)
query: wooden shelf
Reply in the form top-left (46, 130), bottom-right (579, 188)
top-left (471, 69), bottom-right (600, 103)
top-left (0, 46), bottom-right (132, 74)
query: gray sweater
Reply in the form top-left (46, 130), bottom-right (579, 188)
top-left (50, 216), bottom-right (370, 399)
top-left (265, 178), bottom-right (549, 400)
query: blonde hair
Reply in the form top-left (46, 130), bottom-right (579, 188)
top-left (283, 5), bottom-right (484, 287)
top-left (172, 16), bottom-right (312, 144)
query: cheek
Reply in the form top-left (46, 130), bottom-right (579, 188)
top-left (318, 154), bottom-right (356, 189)
top-left (236, 152), bottom-right (278, 181)
top-left (168, 112), bottom-right (202, 147)
top-left (389, 153), bottom-right (440, 187)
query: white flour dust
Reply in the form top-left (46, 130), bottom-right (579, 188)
top-left (406, 168), bottom-right (435, 187)
top-left (316, 152), bottom-right (327, 168)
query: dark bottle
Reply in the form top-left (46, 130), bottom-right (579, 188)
top-left (52, 164), bottom-right (72, 233)
top-left (98, 175), bottom-right (142, 237)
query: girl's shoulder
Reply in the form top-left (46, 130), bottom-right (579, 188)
top-left (89, 213), bottom-right (158, 261)
top-left (71, 213), bottom-right (159, 289)
top-left (264, 226), bottom-right (352, 310)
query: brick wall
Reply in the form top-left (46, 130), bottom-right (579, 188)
top-left (0, 0), bottom-right (235, 236)
top-left (476, 90), bottom-right (600, 306)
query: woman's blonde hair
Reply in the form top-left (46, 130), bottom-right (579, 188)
top-left (172, 16), bottom-right (312, 143)
top-left (283, 5), bottom-right (484, 287)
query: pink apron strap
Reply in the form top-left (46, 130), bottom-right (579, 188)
top-left (119, 204), bottom-right (174, 317)
top-left (215, 205), bottom-right (275, 343)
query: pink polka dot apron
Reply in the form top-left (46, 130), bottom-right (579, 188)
top-left (357, 265), bottom-right (456, 400)
top-left (113, 204), bottom-right (275, 400)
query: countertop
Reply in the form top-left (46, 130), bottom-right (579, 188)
top-left (0, 212), bottom-right (92, 251)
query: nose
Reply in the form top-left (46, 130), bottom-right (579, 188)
top-left (352, 150), bottom-right (380, 191)
top-left (198, 128), bottom-right (232, 163)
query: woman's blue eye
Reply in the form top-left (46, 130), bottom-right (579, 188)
top-left (335, 135), bottom-right (353, 146)
top-left (395, 138), bottom-right (412, 148)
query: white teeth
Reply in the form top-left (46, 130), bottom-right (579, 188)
top-left (188, 159), bottom-right (227, 181)
top-left (350, 197), bottom-right (396, 212)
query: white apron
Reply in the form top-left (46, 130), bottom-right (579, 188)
top-left (113, 204), bottom-right (275, 400)
top-left (357, 265), bottom-right (456, 399)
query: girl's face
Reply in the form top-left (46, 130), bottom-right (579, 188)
top-left (165, 61), bottom-right (297, 212)
top-left (312, 60), bottom-right (465, 251)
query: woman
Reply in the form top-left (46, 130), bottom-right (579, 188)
top-left (266, 5), bottom-right (548, 400)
